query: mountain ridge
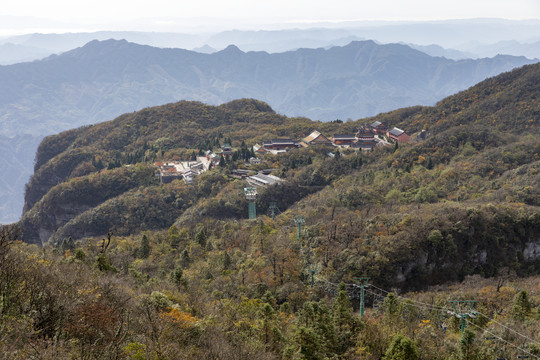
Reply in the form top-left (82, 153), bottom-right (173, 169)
top-left (1, 38), bottom-right (536, 138)
top-left (0, 39), bottom-right (537, 223)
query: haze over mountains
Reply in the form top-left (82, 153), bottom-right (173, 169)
top-left (1, 19), bottom-right (540, 64)
top-left (2, 39), bottom-right (536, 136)
top-left (0, 34), bottom-right (538, 224)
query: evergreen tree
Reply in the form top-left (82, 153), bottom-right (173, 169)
top-left (332, 282), bottom-right (356, 354)
top-left (61, 236), bottom-right (75, 252)
top-left (260, 303), bottom-right (276, 345)
top-left (181, 249), bottom-right (190, 268)
top-left (513, 289), bottom-right (532, 320)
top-left (297, 326), bottom-right (324, 360)
top-left (95, 254), bottom-right (117, 272)
top-left (384, 334), bottom-right (418, 360)
top-left (196, 229), bottom-right (207, 248)
top-left (168, 225), bottom-right (181, 248)
top-left (137, 234), bottom-right (151, 259)
top-left (261, 291), bottom-right (277, 309)
top-left (384, 292), bottom-right (400, 317)
top-left (296, 301), bottom-right (336, 358)
top-left (222, 251), bottom-right (232, 270)
top-left (459, 329), bottom-right (476, 360)
top-left (171, 267), bottom-right (183, 286)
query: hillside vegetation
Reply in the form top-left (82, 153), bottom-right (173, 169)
top-left (21, 62), bottom-right (540, 277)
top-left (6, 62), bottom-right (540, 359)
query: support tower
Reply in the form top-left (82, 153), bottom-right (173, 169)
top-left (244, 187), bottom-right (257, 220)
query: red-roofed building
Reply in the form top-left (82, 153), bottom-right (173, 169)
top-left (354, 126), bottom-right (377, 150)
top-left (370, 121), bottom-right (387, 134)
top-left (387, 127), bottom-right (410, 142)
top-left (332, 134), bottom-right (356, 147)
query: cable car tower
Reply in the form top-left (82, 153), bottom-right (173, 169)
top-left (294, 215), bottom-right (305, 240)
top-left (448, 300), bottom-right (477, 337)
top-left (268, 202), bottom-right (279, 220)
top-left (244, 187), bottom-right (257, 220)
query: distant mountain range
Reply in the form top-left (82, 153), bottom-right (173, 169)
top-left (1, 39), bottom-right (536, 136)
top-left (2, 19), bottom-right (540, 64)
top-left (0, 39), bottom-right (537, 224)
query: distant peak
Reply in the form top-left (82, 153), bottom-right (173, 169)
top-left (64, 39), bottom-right (135, 58)
top-left (219, 44), bottom-right (243, 54)
top-left (79, 39), bottom-right (130, 50)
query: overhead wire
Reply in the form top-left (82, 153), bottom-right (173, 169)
top-left (325, 278), bottom-right (540, 353)
top-left (364, 288), bottom-right (447, 317)
top-left (368, 283), bottom-right (540, 347)
top-left (291, 216), bottom-right (539, 354)
top-left (464, 318), bottom-right (540, 360)
top-left (473, 309), bottom-right (540, 347)
top-left (368, 283), bottom-right (451, 313)
top-left (363, 287), bottom-right (540, 358)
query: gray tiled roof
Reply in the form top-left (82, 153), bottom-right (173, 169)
top-left (388, 127), bottom-right (405, 136)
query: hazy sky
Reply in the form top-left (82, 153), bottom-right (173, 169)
top-left (2, 0), bottom-right (540, 35)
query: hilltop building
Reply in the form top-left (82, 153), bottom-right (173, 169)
top-left (355, 126), bottom-right (377, 150)
top-left (332, 134), bottom-right (357, 147)
top-left (249, 157), bottom-right (262, 165)
top-left (370, 121), bottom-right (387, 134)
top-left (220, 143), bottom-right (233, 156)
top-left (262, 139), bottom-right (300, 152)
top-left (252, 143), bottom-right (267, 155)
top-left (247, 173), bottom-right (283, 187)
top-left (159, 166), bottom-right (183, 184)
top-left (302, 130), bottom-right (333, 146)
top-left (155, 158), bottom-right (210, 184)
top-left (387, 127), bottom-right (411, 142)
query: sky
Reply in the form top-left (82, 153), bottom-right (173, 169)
top-left (1, 0), bottom-right (540, 35)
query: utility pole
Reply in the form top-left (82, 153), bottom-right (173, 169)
top-left (308, 267), bottom-right (317, 286)
top-left (268, 202), bottom-right (278, 220)
top-left (354, 277), bottom-right (370, 318)
top-left (244, 187), bottom-right (257, 220)
top-left (448, 300), bottom-right (477, 338)
top-left (294, 215), bottom-right (305, 241)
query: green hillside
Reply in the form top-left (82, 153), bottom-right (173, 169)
top-left (20, 63), bottom-right (540, 289)
top-left (3, 62), bottom-right (540, 360)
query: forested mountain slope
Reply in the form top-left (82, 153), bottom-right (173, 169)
top-left (19, 63), bottom-right (540, 292)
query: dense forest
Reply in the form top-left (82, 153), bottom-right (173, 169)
top-left (1, 63), bottom-right (539, 358)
